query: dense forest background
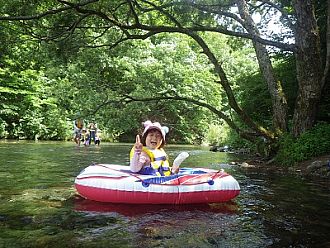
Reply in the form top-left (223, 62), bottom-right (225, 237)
top-left (0, 0), bottom-right (329, 165)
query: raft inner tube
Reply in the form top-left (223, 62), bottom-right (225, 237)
top-left (75, 164), bottom-right (240, 204)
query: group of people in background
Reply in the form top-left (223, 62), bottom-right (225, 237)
top-left (73, 119), bottom-right (101, 146)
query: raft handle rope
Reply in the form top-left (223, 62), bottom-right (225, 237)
top-left (95, 164), bottom-right (224, 187)
top-left (97, 164), bottom-right (149, 186)
top-left (96, 163), bottom-right (177, 187)
top-left (208, 169), bottom-right (225, 185)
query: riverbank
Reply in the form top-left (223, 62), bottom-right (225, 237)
top-left (288, 154), bottom-right (330, 179)
top-left (239, 154), bottom-right (330, 179)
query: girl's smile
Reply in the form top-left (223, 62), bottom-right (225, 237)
top-left (145, 130), bottom-right (163, 149)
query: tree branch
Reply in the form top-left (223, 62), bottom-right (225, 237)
top-left (254, 0), bottom-right (295, 31)
top-left (189, 25), bottom-right (295, 52)
top-left (139, 0), bottom-right (183, 28)
top-left (122, 94), bottom-right (260, 142)
top-left (0, 0), bottom-right (98, 21)
top-left (1, 0), bottom-right (295, 52)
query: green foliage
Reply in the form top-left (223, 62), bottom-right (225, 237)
top-left (19, 111), bottom-right (46, 140)
top-left (223, 128), bottom-right (253, 150)
top-left (0, 0), bottom-right (327, 160)
top-left (0, 118), bottom-right (6, 138)
top-left (45, 33), bottom-right (221, 144)
top-left (41, 109), bottom-right (71, 140)
top-left (204, 33), bottom-right (258, 83)
top-left (202, 121), bottom-right (255, 150)
top-left (203, 123), bottom-right (230, 146)
top-left (0, 20), bottom-right (297, 145)
top-left (236, 56), bottom-right (297, 126)
top-left (275, 123), bottom-right (330, 166)
top-left (0, 49), bottom-right (72, 140)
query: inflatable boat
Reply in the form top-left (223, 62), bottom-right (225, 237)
top-left (75, 164), bottom-right (240, 204)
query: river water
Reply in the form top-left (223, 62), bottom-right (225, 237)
top-left (0, 141), bottom-right (329, 247)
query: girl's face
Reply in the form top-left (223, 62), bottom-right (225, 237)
top-left (145, 129), bottom-right (163, 149)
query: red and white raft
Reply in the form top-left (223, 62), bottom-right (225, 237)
top-left (75, 164), bottom-right (240, 204)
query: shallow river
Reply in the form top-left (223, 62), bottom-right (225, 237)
top-left (0, 141), bottom-right (329, 247)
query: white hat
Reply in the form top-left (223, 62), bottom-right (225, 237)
top-left (142, 120), bottom-right (169, 141)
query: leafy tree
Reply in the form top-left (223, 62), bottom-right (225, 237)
top-left (0, 0), bottom-right (329, 157)
top-left (48, 33), bottom-right (221, 143)
top-left (0, 26), bottom-right (70, 140)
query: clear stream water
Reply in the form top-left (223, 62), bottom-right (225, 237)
top-left (0, 141), bottom-right (329, 248)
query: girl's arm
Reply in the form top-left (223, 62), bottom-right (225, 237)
top-left (130, 135), bottom-right (150, 173)
top-left (130, 150), bottom-right (149, 172)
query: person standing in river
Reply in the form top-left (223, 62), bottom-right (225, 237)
top-left (73, 118), bottom-right (84, 146)
top-left (95, 129), bottom-right (101, 146)
top-left (88, 122), bottom-right (97, 145)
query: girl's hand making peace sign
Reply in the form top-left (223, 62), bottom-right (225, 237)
top-left (134, 135), bottom-right (143, 154)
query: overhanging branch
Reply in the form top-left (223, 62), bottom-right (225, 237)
top-left (0, 0), bottom-right (99, 21)
top-left (122, 94), bottom-right (262, 142)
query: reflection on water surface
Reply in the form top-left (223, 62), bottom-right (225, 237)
top-left (0, 141), bottom-right (329, 247)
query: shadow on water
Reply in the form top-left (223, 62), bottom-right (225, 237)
top-left (73, 196), bottom-right (239, 217)
top-left (0, 141), bottom-right (330, 247)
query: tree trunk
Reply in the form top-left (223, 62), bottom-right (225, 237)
top-left (236, 0), bottom-right (288, 134)
top-left (292, 0), bottom-right (323, 137)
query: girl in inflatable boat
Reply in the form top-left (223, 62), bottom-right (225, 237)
top-left (130, 120), bottom-right (188, 176)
